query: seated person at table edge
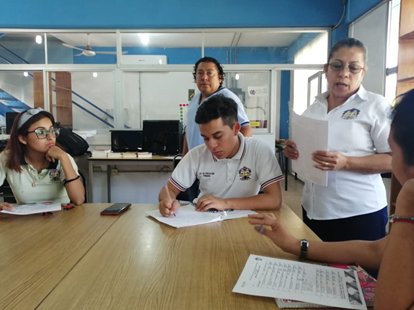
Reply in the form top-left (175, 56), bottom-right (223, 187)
top-left (159, 95), bottom-right (283, 217)
top-left (249, 89), bottom-right (414, 310)
top-left (0, 108), bottom-right (85, 210)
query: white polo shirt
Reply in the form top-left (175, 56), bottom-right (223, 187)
top-left (301, 86), bottom-right (391, 219)
top-left (185, 87), bottom-right (250, 150)
top-left (170, 133), bottom-right (283, 200)
top-left (0, 151), bottom-right (79, 204)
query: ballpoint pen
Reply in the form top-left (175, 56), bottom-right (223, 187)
top-left (164, 184), bottom-right (176, 217)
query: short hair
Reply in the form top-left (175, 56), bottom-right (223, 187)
top-left (195, 95), bottom-right (238, 128)
top-left (328, 38), bottom-right (367, 64)
top-left (192, 56), bottom-right (225, 86)
top-left (5, 108), bottom-right (55, 172)
top-left (391, 89), bottom-right (414, 166)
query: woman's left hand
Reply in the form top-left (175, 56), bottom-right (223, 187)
top-left (45, 145), bottom-right (67, 162)
top-left (313, 150), bottom-right (348, 171)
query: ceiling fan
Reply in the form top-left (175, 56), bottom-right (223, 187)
top-left (62, 33), bottom-right (125, 57)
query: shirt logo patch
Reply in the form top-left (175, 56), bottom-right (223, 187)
top-left (341, 108), bottom-right (360, 120)
top-left (239, 166), bottom-right (252, 181)
top-left (49, 169), bottom-right (61, 182)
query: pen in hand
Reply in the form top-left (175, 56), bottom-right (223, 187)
top-left (164, 184), bottom-right (176, 217)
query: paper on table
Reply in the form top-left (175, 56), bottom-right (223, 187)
top-left (0, 202), bottom-right (62, 215)
top-left (233, 255), bottom-right (367, 310)
top-left (146, 204), bottom-right (256, 228)
top-left (291, 113), bottom-right (329, 186)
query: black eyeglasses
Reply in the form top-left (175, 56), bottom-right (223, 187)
top-left (27, 127), bottom-right (60, 139)
top-left (328, 61), bottom-right (364, 74)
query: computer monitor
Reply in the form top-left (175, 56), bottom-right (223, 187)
top-left (5, 112), bottom-right (19, 134)
top-left (143, 120), bottom-right (182, 155)
top-left (111, 130), bottom-right (144, 152)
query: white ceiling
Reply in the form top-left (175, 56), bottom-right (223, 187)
top-left (51, 30), bottom-right (315, 49)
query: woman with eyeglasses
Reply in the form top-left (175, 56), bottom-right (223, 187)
top-left (284, 38), bottom-right (392, 242)
top-left (0, 108), bottom-right (85, 210)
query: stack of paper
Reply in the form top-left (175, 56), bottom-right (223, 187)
top-left (107, 152), bottom-right (123, 159)
top-left (91, 149), bottom-right (110, 158)
top-left (137, 152), bottom-right (152, 159)
top-left (122, 152), bottom-right (138, 159)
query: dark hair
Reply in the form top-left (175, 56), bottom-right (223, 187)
top-left (192, 56), bottom-right (225, 86)
top-left (5, 109), bottom-right (55, 172)
top-left (195, 94), bottom-right (238, 128)
top-left (328, 38), bottom-right (367, 64)
top-left (391, 89), bottom-right (414, 166)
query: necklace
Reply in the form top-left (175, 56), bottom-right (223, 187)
top-left (24, 158), bottom-right (49, 187)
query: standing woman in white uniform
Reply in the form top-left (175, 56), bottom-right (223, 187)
top-left (183, 56), bottom-right (252, 153)
top-left (284, 38), bottom-right (392, 242)
top-left (0, 108), bottom-right (85, 210)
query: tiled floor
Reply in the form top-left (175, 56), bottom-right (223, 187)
top-left (281, 174), bottom-right (392, 222)
top-left (281, 174), bottom-right (304, 218)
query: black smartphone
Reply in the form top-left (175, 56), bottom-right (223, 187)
top-left (100, 203), bottom-right (131, 216)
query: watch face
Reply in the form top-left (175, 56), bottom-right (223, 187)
top-left (300, 239), bottom-right (309, 259)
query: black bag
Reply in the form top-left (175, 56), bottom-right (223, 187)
top-left (57, 127), bottom-right (89, 156)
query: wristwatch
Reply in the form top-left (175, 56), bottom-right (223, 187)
top-left (299, 239), bottom-right (309, 260)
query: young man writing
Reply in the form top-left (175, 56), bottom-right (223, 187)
top-left (159, 95), bottom-right (283, 217)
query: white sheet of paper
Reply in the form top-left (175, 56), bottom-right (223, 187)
top-left (233, 255), bottom-right (367, 310)
top-left (291, 113), bottom-right (329, 186)
top-left (146, 204), bottom-right (256, 228)
top-left (1, 202), bottom-right (62, 215)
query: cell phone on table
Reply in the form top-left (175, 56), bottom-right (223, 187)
top-left (100, 203), bottom-right (131, 216)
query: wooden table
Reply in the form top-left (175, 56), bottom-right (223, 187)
top-left (0, 204), bottom-right (118, 310)
top-left (0, 204), bottom-right (320, 309)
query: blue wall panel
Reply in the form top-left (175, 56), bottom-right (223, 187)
top-left (0, 0), bottom-right (345, 29)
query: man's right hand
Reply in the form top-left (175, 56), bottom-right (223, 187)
top-left (283, 140), bottom-right (299, 160)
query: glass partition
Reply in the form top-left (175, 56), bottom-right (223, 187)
top-left (0, 70), bottom-right (36, 127)
top-left (47, 33), bottom-right (118, 65)
top-left (0, 28), bottom-right (329, 146)
top-left (0, 33), bottom-right (45, 64)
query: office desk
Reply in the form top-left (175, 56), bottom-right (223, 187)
top-left (88, 155), bottom-right (176, 202)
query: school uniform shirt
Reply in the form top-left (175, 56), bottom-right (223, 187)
top-left (301, 86), bottom-right (391, 220)
top-left (185, 87), bottom-right (250, 150)
top-left (0, 151), bottom-right (79, 204)
top-left (170, 133), bottom-right (283, 200)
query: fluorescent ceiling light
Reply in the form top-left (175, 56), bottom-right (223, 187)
top-left (35, 35), bottom-right (42, 44)
top-left (139, 33), bottom-right (149, 46)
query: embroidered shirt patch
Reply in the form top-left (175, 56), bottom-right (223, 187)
top-left (341, 108), bottom-right (360, 120)
top-left (239, 166), bottom-right (252, 180)
top-left (49, 169), bottom-right (61, 182)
